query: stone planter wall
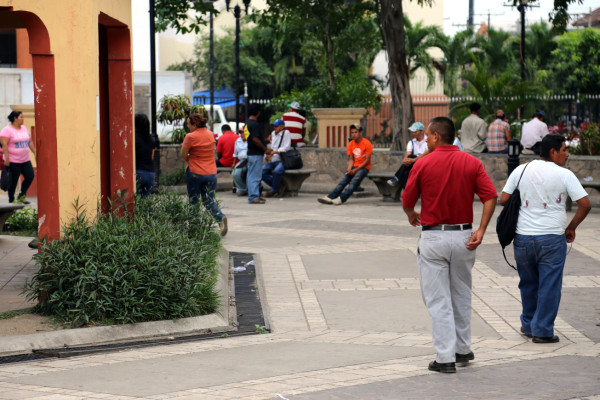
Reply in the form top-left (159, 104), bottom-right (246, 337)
top-left (158, 143), bottom-right (600, 198)
top-left (299, 147), bottom-right (600, 195)
top-left (159, 144), bottom-right (185, 175)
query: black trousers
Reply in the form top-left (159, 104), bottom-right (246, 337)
top-left (393, 154), bottom-right (417, 189)
top-left (7, 161), bottom-right (34, 203)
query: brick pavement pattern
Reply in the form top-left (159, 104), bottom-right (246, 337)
top-left (0, 194), bottom-right (599, 399)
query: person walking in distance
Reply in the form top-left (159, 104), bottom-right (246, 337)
top-left (500, 134), bottom-right (590, 343)
top-left (402, 117), bottom-right (497, 373)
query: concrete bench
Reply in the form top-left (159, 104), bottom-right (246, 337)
top-left (216, 167), bottom-right (233, 174)
top-left (366, 171), bottom-right (401, 202)
top-left (567, 180), bottom-right (600, 211)
top-left (281, 169), bottom-right (317, 197)
top-left (0, 203), bottom-right (25, 231)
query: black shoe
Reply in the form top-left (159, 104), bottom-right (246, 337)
top-left (532, 335), bottom-right (559, 343)
top-left (354, 186), bottom-right (365, 192)
top-left (428, 360), bottom-right (456, 373)
top-left (520, 327), bottom-right (533, 338)
top-left (455, 352), bottom-right (474, 363)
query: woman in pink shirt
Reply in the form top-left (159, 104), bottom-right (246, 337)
top-left (0, 111), bottom-right (36, 204)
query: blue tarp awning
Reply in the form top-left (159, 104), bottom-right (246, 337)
top-left (193, 87), bottom-right (242, 109)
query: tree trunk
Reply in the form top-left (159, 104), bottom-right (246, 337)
top-left (325, 19), bottom-right (336, 94)
top-left (378, 0), bottom-right (414, 151)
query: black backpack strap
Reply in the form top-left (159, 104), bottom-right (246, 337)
top-left (502, 248), bottom-right (517, 271)
top-left (503, 162), bottom-right (530, 271)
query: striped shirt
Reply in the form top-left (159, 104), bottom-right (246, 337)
top-left (282, 111), bottom-right (306, 146)
top-left (486, 119), bottom-right (510, 152)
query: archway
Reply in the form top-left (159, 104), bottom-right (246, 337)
top-left (0, 8), bottom-right (59, 240)
top-left (98, 13), bottom-right (134, 211)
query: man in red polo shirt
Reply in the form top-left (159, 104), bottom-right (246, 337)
top-left (402, 116), bottom-right (497, 374)
top-left (216, 124), bottom-right (238, 167)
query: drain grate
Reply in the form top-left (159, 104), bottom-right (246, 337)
top-left (0, 252), bottom-right (266, 363)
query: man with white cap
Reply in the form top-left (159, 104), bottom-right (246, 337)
top-left (388, 122), bottom-right (429, 189)
top-left (282, 101), bottom-right (306, 147)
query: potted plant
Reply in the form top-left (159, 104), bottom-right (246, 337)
top-left (156, 94), bottom-right (206, 143)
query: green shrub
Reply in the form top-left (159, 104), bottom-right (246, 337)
top-left (159, 166), bottom-right (186, 186)
top-left (24, 193), bottom-right (222, 327)
top-left (5, 207), bottom-right (37, 234)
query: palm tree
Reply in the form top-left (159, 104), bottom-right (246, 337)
top-left (439, 28), bottom-right (476, 98)
top-left (453, 54), bottom-right (541, 128)
top-left (404, 16), bottom-right (446, 88)
top-left (474, 27), bottom-right (518, 79)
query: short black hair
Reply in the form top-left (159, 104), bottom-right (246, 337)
top-left (540, 134), bottom-right (566, 159)
top-left (222, 124), bottom-right (231, 133)
top-left (470, 102), bottom-right (481, 112)
top-left (248, 103), bottom-right (262, 117)
top-left (429, 117), bottom-right (455, 144)
top-left (8, 111), bottom-right (22, 123)
top-left (135, 113), bottom-right (151, 140)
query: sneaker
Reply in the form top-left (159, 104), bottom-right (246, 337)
top-left (219, 217), bottom-right (228, 237)
top-left (318, 197), bottom-right (333, 204)
top-left (16, 195), bottom-right (30, 205)
top-left (387, 177), bottom-right (399, 187)
top-left (332, 197), bottom-right (343, 205)
top-left (455, 352), bottom-right (474, 363)
top-left (428, 360), bottom-right (456, 373)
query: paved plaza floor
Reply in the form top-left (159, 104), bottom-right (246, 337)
top-left (0, 192), bottom-right (599, 399)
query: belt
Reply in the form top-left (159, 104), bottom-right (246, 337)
top-left (422, 224), bottom-right (472, 231)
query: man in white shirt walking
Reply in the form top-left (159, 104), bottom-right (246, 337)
top-left (520, 110), bottom-right (549, 155)
top-left (500, 134), bottom-right (590, 344)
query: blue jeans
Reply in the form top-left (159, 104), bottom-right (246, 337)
top-left (136, 169), bottom-right (155, 196)
top-left (247, 155), bottom-right (264, 202)
top-left (327, 168), bottom-right (369, 203)
top-left (185, 169), bottom-right (225, 222)
top-left (232, 161), bottom-right (248, 194)
top-left (262, 161), bottom-right (285, 193)
top-left (514, 234), bottom-right (567, 337)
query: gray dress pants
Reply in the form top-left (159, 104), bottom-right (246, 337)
top-left (417, 230), bottom-right (476, 363)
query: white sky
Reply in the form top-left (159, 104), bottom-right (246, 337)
top-left (443, 0), bottom-right (599, 36)
top-left (131, 0), bottom-right (599, 70)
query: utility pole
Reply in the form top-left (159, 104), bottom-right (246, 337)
top-left (474, 10), bottom-right (503, 28)
top-left (468, 0), bottom-right (474, 29)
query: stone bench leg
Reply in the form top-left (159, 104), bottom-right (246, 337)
top-left (370, 178), bottom-right (402, 202)
top-left (281, 173), bottom-right (312, 197)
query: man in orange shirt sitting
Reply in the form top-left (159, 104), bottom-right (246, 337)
top-left (318, 124), bottom-right (373, 205)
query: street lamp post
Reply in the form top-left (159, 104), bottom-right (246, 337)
top-left (517, 0), bottom-right (527, 81)
top-left (149, 0), bottom-right (161, 189)
top-left (226, 0), bottom-right (250, 130)
top-left (507, 138), bottom-right (522, 177)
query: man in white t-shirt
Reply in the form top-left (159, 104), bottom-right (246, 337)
top-left (387, 122), bottom-right (429, 188)
top-left (520, 110), bottom-right (549, 155)
top-left (500, 134), bottom-right (590, 344)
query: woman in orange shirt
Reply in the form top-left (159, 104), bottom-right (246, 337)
top-left (181, 112), bottom-right (227, 236)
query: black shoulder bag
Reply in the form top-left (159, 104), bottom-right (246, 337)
top-left (277, 131), bottom-right (303, 170)
top-left (496, 162), bottom-right (530, 270)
